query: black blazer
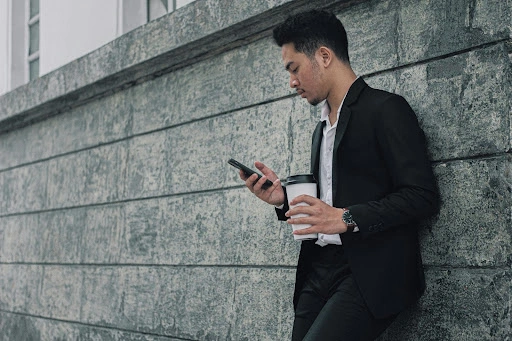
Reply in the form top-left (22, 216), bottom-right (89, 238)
top-left (278, 78), bottom-right (439, 319)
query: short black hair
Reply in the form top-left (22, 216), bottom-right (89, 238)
top-left (273, 10), bottom-right (350, 63)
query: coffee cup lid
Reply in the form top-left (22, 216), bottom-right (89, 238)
top-left (283, 174), bottom-right (317, 186)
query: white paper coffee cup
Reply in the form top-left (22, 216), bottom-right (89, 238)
top-left (284, 174), bottom-right (318, 241)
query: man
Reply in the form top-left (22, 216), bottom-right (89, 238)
top-left (238, 10), bottom-right (439, 340)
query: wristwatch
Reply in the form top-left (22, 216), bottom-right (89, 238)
top-left (342, 209), bottom-right (357, 227)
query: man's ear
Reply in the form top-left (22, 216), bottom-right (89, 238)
top-left (317, 46), bottom-right (333, 67)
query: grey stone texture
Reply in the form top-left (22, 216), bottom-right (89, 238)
top-left (0, 0), bottom-right (510, 339)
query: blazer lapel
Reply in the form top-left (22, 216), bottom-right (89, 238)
top-left (311, 120), bottom-right (325, 180)
top-left (331, 77), bottom-right (368, 202)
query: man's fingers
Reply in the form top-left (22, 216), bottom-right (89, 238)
top-left (244, 173), bottom-right (259, 191)
top-left (254, 161), bottom-right (277, 181)
top-left (287, 214), bottom-right (315, 225)
top-left (289, 194), bottom-right (319, 206)
top-left (292, 226), bottom-right (316, 235)
top-left (285, 205), bottom-right (314, 218)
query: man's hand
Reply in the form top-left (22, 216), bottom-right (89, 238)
top-left (240, 161), bottom-right (285, 207)
top-left (285, 195), bottom-right (350, 235)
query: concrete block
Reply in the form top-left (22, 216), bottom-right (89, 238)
top-left (38, 210), bottom-right (86, 263)
top-left (0, 89), bottom-right (132, 170)
top-left (46, 153), bottom-right (87, 210)
top-left (396, 43), bottom-right (511, 161)
top-left (0, 170), bottom-right (4, 213)
top-left (81, 267), bottom-right (237, 338)
top-left (231, 268), bottom-right (295, 340)
top-left (337, 0), bottom-right (510, 74)
top-left (339, 0), bottom-right (400, 74)
top-left (0, 216), bottom-right (37, 263)
top-left (421, 156), bottom-right (512, 267)
top-left (0, 312), bottom-right (44, 341)
top-left (120, 188), bottom-right (299, 266)
top-left (0, 129), bottom-right (28, 170)
top-left (43, 92), bottom-right (131, 160)
top-left (0, 189), bottom-right (299, 266)
top-left (80, 267), bottom-right (125, 328)
top-left (398, 0), bottom-right (511, 64)
top-left (34, 266), bottom-right (83, 321)
top-left (123, 132), bottom-right (172, 200)
top-left (0, 265), bottom-right (16, 311)
top-left (131, 37), bottom-right (287, 134)
top-left (124, 98), bottom-right (290, 199)
top-left (52, 265), bottom-right (296, 340)
top-left (82, 205), bottom-right (124, 264)
top-left (154, 267), bottom-right (295, 340)
top-left (2, 162), bottom-right (47, 214)
top-left (82, 143), bottom-right (127, 204)
top-left (0, 209), bottom-right (85, 264)
top-left (46, 142), bottom-right (126, 210)
top-left (378, 268), bottom-right (511, 341)
top-left (0, 311), bottom-right (184, 341)
top-left (0, 265), bottom-right (43, 313)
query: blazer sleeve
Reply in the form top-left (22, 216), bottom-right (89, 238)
top-left (348, 95), bottom-right (439, 238)
top-left (275, 187), bottom-right (289, 221)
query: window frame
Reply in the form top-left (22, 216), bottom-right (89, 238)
top-left (26, 0), bottom-right (40, 82)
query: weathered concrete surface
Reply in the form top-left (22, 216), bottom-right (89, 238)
top-left (0, 265), bottom-right (295, 340)
top-left (0, 265), bottom-right (509, 340)
top-left (379, 268), bottom-right (511, 341)
top-left (422, 156), bottom-right (512, 268)
top-left (0, 189), bottom-right (300, 266)
top-left (0, 0), bottom-right (511, 339)
top-left (0, 311), bottom-right (186, 340)
top-left (2, 157), bottom-right (509, 271)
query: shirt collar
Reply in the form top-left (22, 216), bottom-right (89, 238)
top-left (320, 76), bottom-right (359, 123)
top-left (319, 97), bottom-right (343, 126)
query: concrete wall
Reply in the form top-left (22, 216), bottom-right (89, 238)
top-left (0, 0), bottom-right (510, 340)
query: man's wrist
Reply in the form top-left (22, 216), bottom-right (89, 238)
top-left (342, 208), bottom-right (358, 232)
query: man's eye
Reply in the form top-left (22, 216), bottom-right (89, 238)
top-left (293, 67), bottom-right (299, 74)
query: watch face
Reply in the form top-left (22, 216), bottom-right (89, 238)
top-left (343, 210), bottom-right (355, 225)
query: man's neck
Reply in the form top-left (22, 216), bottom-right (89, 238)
top-left (327, 73), bottom-right (357, 124)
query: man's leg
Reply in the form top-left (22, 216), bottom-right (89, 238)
top-left (302, 276), bottom-right (396, 341)
top-left (291, 283), bottom-right (326, 341)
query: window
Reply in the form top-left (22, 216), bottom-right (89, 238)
top-left (27, 0), bottom-right (40, 81)
top-left (119, 0), bottom-right (197, 36)
top-left (147, 0), bottom-right (173, 21)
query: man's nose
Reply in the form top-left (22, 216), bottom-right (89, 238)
top-left (290, 76), bottom-right (299, 88)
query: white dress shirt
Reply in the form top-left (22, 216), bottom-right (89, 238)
top-left (278, 86), bottom-right (359, 244)
top-left (316, 99), bottom-right (344, 246)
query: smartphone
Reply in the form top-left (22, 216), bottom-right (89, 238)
top-left (228, 158), bottom-right (273, 189)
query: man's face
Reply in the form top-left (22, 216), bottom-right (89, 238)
top-left (281, 43), bottom-right (325, 106)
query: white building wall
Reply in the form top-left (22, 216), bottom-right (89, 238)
top-left (0, 0), bottom-right (9, 95)
top-left (40, 0), bottom-right (119, 76)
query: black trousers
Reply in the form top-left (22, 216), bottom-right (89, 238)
top-left (292, 245), bottom-right (396, 341)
